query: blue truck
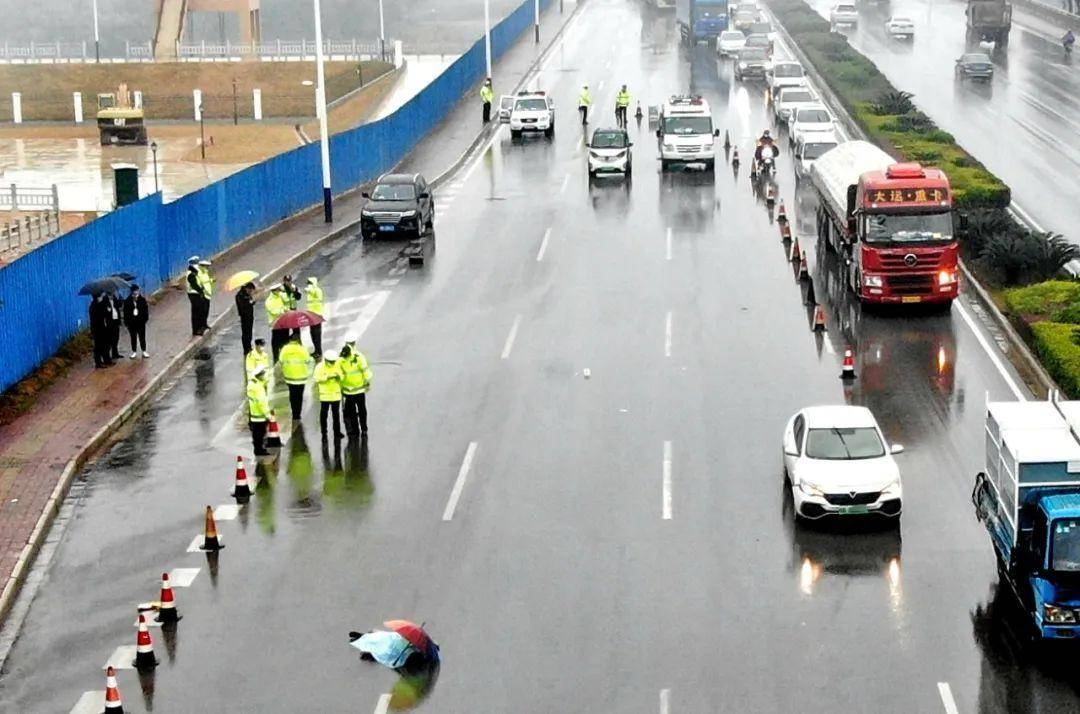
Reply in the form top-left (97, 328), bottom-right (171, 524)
top-left (972, 398), bottom-right (1080, 640)
top-left (676, 0), bottom-right (730, 46)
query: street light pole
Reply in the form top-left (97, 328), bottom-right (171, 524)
top-left (534, 0), bottom-right (540, 43)
top-left (199, 105), bottom-right (206, 159)
top-left (484, 0), bottom-right (492, 79)
top-left (378, 0), bottom-right (386, 62)
top-left (312, 0), bottom-right (333, 223)
top-left (91, 0), bottom-right (101, 61)
top-left (151, 141), bottom-right (159, 193)
top-left (232, 77), bottom-right (238, 125)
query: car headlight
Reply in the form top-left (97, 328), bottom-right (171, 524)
top-left (739, 62), bottom-right (748, 69)
top-left (881, 477), bottom-right (901, 495)
top-left (401, 210), bottom-right (417, 218)
top-left (864, 275), bottom-right (884, 288)
top-left (938, 269), bottom-right (958, 286)
top-left (361, 210), bottom-right (374, 217)
top-left (798, 480), bottom-right (825, 497)
top-left (663, 143), bottom-right (675, 151)
top-left (589, 151), bottom-right (602, 159)
top-left (1044, 605), bottom-right (1077, 624)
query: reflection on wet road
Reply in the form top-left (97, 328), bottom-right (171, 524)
top-left (2, 0), bottom-right (1080, 711)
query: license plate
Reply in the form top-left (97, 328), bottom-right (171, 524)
top-left (378, 225), bottom-right (395, 232)
top-left (838, 505), bottom-right (869, 515)
top-left (902, 296), bottom-right (921, 303)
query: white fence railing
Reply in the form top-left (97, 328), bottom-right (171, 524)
top-left (1, 212), bottom-right (62, 254)
top-left (1, 184), bottom-right (59, 212)
top-left (0, 39), bottom-right (415, 63)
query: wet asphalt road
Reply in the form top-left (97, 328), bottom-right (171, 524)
top-left (2, 0), bottom-right (1080, 711)
top-left (802, 0), bottom-right (1080, 243)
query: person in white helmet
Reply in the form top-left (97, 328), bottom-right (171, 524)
top-left (314, 349), bottom-right (344, 439)
top-left (340, 335), bottom-right (374, 437)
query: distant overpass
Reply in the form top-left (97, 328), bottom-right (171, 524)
top-left (153, 0), bottom-right (262, 60)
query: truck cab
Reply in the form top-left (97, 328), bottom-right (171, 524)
top-left (656, 95), bottom-right (720, 171)
top-left (677, 0), bottom-right (731, 45)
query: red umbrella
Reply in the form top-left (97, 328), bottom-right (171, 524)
top-left (383, 620), bottom-right (434, 653)
top-left (273, 309), bottom-right (325, 330)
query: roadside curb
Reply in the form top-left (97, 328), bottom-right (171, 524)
top-left (0, 0), bottom-right (588, 632)
top-left (766, 1), bottom-right (1059, 400)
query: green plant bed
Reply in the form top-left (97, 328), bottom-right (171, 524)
top-left (1031, 322), bottom-right (1080, 397)
top-left (1003, 281), bottom-right (1080, 318)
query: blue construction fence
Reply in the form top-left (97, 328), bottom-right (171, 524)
top-left (0, 0), bottom-right (552, 394)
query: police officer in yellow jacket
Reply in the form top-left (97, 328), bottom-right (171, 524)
top-left (185, 256), bottom-right (202, 335)
top-left (196, 260), bottom-right (214, 333)
top-left (340, 335), bottom-right (373, 437)
top-left (314, 350), bottom-right (344, 439)
top-left (279, 333), bottom-right (314, 420)
top-left (305, 276), bottom-right (326, 358)
top-left (245, 338), bottom-right (270, 381)
top-left (247, 365), bottom-right (271, 456)
top-left (480, 78), bottom-right (494, 123)
top-left (265, 285), bottom-right (289, 362)
top-left (616, 85), bottom-right (631, 127)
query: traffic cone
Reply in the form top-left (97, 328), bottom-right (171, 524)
top-left (265, 411), bottom-right (282, 448)
top-left (789, 236), bottom-right (801, 262)
top-left (780, 221), bottom-right (792, 240)
top-left (155, 572), bottom-right (180, 624)
top-left (201, 505), bottom-right (224, 551)
top-left (841, 348), bottom-right (857, 380)
top-left (813, 305), bottom-right (827, 332)
top-left (133, 614), bottom-right (158, 670)
top-left (805, 277), bottom-right (817, 306)
top-left (732, 148), bottom-right (740, 167)
top-left (766, 185), bottom-right (776, 206)
top-left (777, 199), bottom-right (788, 223)
top-left (798, 250), bottom-right (809, 280)
top-left (724, 129), bottom-right (731, 150)
top-left (103, 666), bottom-right (124, 712)
top-left (233, 456), bottom-right (252, 503)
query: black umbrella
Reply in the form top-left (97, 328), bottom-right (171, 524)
top-left (112, 272), bottom-right (137, 281)
top-left (78, 276), bottom-right (130, 296)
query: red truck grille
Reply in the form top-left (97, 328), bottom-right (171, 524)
top-left (877, 249), bottom-right (947, 270)
top-left (885, 274), bottom-right (934, 295)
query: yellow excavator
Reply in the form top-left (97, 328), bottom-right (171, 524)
top-left (96, 84), bottom-right (148, 145)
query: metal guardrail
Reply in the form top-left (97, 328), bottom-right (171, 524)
top-left (0, 38), bottom-right (424, 63)
top-left (1, 212), bottom-right (61, 255)
top-left (1, 184), bottom-right (59, 212)
top-left (1013, 0), bottom-right (1080, 27)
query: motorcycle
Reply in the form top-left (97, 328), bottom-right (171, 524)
top-left (757, 155), bottom-right (775, 177)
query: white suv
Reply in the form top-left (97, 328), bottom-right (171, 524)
top-left (656, 95), bottom-right (720, 171)
top-left (768, 61), bottom-right (807, 94)
top-left (509, 92), bottom-right (555, 140)
top-left (789, 104), bottom-right (835, 147)
top-left (830, 3), bottom-right (859, 26)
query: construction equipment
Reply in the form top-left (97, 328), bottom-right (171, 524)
top-left (97, 84), bottom-right (148, 146)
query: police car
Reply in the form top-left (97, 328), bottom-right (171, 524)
top-left (656, 95), bottom-right (720, 171)
top-left (509, 91), bottom-right (555, 140)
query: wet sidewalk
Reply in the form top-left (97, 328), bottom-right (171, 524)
top-left (0, 0), bottom-right (580, 630)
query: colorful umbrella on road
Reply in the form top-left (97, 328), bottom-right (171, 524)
top-left (274, 309), bottom-right (324, 330)
top-left (383, 620), bottom-right (435, 654)
top-left (225, 270), bottom-right (260, 291)
top-left (348, 630), bottom-right (416, 669)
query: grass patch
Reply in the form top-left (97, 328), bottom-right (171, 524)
top-left (1003, 281), bottom-right (1080, 318)
top-left (1031, 322), bottom-right (1080, 397)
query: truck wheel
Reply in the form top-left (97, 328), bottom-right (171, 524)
top-left (511, 129), bottom-right (522, 141)
top-left (661, 159), bottom-right (671, 171)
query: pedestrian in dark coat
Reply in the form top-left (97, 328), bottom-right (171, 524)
top-left (235, 282), bottom-right (256, 354)
top-left (89, 293), bottom-right (113, 368)
top-left (186, 257), bottom-right (202, 336)
top-left (107, 293), bottom-right (123, 360)
top-left (123, 284), bottom-right (150, 358)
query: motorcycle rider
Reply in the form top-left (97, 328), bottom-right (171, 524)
top-left (754, 130), bottom-right (779, 172)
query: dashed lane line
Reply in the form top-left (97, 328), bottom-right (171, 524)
top-left (213, 504), bottom-right (240, 521)
top-left (374, 693), bottom-right (392, 714)
top-left (937, 682), bottom-right (959, 714)
top-left (442, 442), bottom-right (479, 522)
top-left (664, 311), bottom-right (673, 358)
top-left (954, 300), bottom-right (1026, 401)
top-left (662, 441), bottom-right (673, 521)
top-left (70, 691), bottom-right (105, 714)
top-left (666, 227), bottom-right (672, 261)
top-left (537, 227), bottom-right (552, 262)
top-left (660, 687), bottom-right (671, 714)
top-left (102, 645), bottom-right (137, 671)
top-left (501, 316), bottom-right (522, 360)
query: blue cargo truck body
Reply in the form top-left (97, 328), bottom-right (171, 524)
top-left (676, 0), bottom-right (729, 45)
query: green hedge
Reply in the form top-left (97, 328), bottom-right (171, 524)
top-left (767, 0), bottom-right (1010, 209)
top-left (1003, 281), bottom-right (1080, 317)
top-left (1031, 322), bottom-right (1080, 397)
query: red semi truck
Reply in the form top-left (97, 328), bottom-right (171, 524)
top-left (810, 140), bottom-right (959, 305)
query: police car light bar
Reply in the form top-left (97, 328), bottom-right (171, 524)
top-left (518, 90), bottom-right (546, 96)
top-left (669, 95), bottom-right (704, 105)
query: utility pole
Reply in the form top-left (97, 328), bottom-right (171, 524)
top-left (484, 0), bottom-right (492, 79)
top-left (535, 0), bottom-right (540, 43)
top-left (91, 0), bottom-right (101, 61)
top-left (312, 0), bottom-right (333, 223)
top-left (378, 0), bottom-right (386, 62)
top-left (232, 77), bottom-right (239, 125)
top-left (199, 105), bottom-right (206, 159)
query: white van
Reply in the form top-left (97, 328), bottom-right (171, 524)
top-left (656, 95), bottom-right (720, 171)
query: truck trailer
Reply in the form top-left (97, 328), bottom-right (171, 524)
top-left (966, 0), bottom-right (1011, 46)
top-left (676, 0), bottom-right (730, 46)
top-left (973, 398), bottom-right (1080, 640)
top-left (809, 141), bottom-right (959, 305)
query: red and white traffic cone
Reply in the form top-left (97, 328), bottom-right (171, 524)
top-left (201, 506), bottom-right (224, 551)
top-left (781, 221), bottom-right (792, 240)
top-left (766, 185), bottom-right (776, 206)
top-left (798, 250), bottom-right (809, 280)
top-left (265, 411), bottom-right (282, 448)
top-left (104, 666), bottom-right (124, 712)
top-left (789, 236), bottom-right (801, 262)
top-left (812, 305), bottom-right (827, 332)
top-left (841, 348), bottom-right (857, 380)
top-left (777, 199), bottom-right (788, 223)
top-left (732, 148), bottom-right (740, 167)
top-left (133, 613), bottom-right (158, 670)
top-left (155, 572), bottom-right (181, 624)
top-left (232, 456), bottom-right (252, 503)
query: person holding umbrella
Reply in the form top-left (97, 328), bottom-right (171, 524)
top-left (265, 285), bottom-right (289, 362)
top-left (282, 274), bottom-right (303, 339)
top-left (123, 284), bottom-right (150, 358)
top-left (314, 350), bottom-right (344, 440)
top-left (186, 256), bottom-right (202, 336)
top-left (235, 281), bottom-right (257, 354)
top-left (279, 333), bottom-right (314, 421)
top-left (304, 276), bottom-right (326, 358)
top-left (247, 364), bottom-right (272, 456)
top-left (107, 292), bottom-right (123, 361)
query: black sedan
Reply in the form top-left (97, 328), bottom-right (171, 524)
top-left (955, 53), bottom-right (994, 82)
top-left (360, 173), bottom-right (435, 240)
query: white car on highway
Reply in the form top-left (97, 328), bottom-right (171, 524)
top-left (768, 61), bottom-right (807, 94)
top-left (783, 406), bottom-right (904, 522)
top-left (716, 30), bottom-right (747, 57)
top-left (789, 104), bottom-right (835, 147)
top-left (884, 16), bottom-right (915, 39)
top-left (830, 2), bottom-right (859, 26)
top-left (509, 91), bottom-right (555, 140)
top-left (773, 86), bottom-right (817, 125)
top-left (793, 135), bottom-right (838, 179)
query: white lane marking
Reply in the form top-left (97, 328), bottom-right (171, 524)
top-left (70, 691), bottom-right (105, 714)
top-left (662, 441), bottom-right (673, 520)
top-left (214, 504), bottom-right (240, 521)
top-left (169, 567), bottom-right (201, 587)
top-left (937, 682), bottom-right (959, 714)
top-left (660, 688), bottom-right (671, 714)
top-left (954, 301), bottom-right (1026, 400)
top-left (823, 339), bottom-right (835, 355)
top-left (664, 311), bottom-right (673, 358)
top-left (597, 80), bottom-right (605, 92)
top-left (186, 534), bottom-right (222, 553)
top-left (559, 172), bottom-right (570, 195)
top-left (374, 693), bottom-right (392, 714)
top-left (102, 645), bottom-right (137, 670)
top-left (537, 227), bottom-right (552, 262)
top-left (501, 316), bottom-right (522, 360)
top-left (666, 227), bottom-right (673, 261)
top-left (381, 278), bottom-right (400, 287)
top-left (442, 442), bottom-right (479, 522)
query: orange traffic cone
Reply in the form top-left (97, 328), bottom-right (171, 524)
top-left (104, 666), bottom-right (124, 712)
top-left (789, 236), bottom-right (801, 262)
top-left (841, 348), bottom-right (857, 380)
top-left (201, 505), bottom-right (224, 551)
top-left (777, 199), bottom-right (788, 223)
top-left (133, 613), bottom-right (158, 670)
top-left (155, 572), bottom-right (180, 624)
top-left (813, 305), bottom-right (827, 332)
top-left (233, 456), bottom-right (252, 503)
top-left (798, 250), bottom-right (809, 280)
top-left (732, 148), bottom-right (740, 167)
top-left (781, 221), bottom-right (792, 240)
top-left (265, 410), bottom-right (282, 448)
top-left (766, 185), bottom-right (776, 206)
